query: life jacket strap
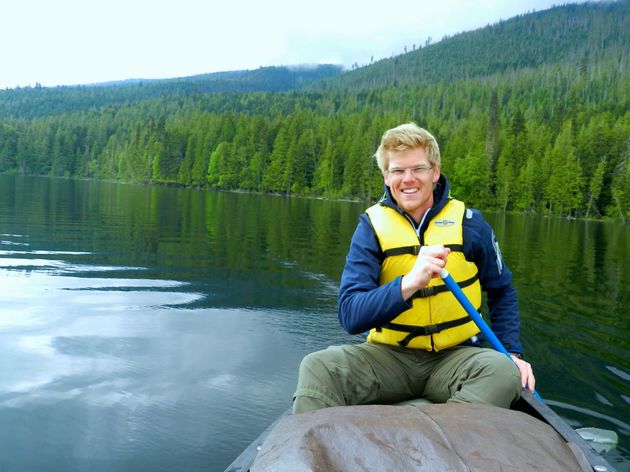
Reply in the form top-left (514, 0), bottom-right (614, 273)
top-left (383, 244), bottom-right (464, 258)
top-left (380, 316), bottom-right (474, 348)
top-left (412, 273), bottom-right (479, 299)
top-left (383, 245), bottom-right (420, 257)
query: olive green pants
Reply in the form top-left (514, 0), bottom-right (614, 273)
top-left (293, 342), bottom-right (521, 414)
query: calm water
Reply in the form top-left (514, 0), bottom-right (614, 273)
top-left (0, 174), bottom-right (628, 471)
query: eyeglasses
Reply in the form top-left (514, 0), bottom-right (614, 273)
top-left (387, 166), bottom-right (434, 178)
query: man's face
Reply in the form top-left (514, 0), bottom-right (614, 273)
top-left (383, 147), bottom-right (440, 221)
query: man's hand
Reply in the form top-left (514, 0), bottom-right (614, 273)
top-left (400, 245), bottom-right (451, 301)
top-left (511, 354), bottom-right (536, 393)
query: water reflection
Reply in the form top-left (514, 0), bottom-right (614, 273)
top-left (0, 175), bottom-right (628, 471)
top-left (0, 257), bottom-right (322, 471)
top-left (487, 212), bottom-right (630, 470)
top-left (0, 176), bottom-right (357, 471)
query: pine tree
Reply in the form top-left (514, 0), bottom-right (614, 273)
top-left (608, 142), bottom-right (629, 222)
top-left (585, 156), bottom-right (607, 218)
top-left (513, 156), bottom-right (538, 212)
top-left (262, 126), bottom-right (290, 193)
top-left (485, 89), bottom-right (500, 172)
top-left (544, 121), bottom-right (584, 216)
top-left (207, 142), bottom-right (230, 186)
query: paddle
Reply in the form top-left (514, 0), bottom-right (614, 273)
top-left (439, 268), bottom-right (543, 400)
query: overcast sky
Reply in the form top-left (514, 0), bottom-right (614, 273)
top-left (2, 0), bottom-right (577, 89)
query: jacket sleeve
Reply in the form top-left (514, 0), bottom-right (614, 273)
top-left (338, 213), bottom-right (411, 335)
top-left (463, 209), bottom-right (523, 355)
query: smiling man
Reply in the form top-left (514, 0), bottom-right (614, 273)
top-left (293, 122), bottom-right (535, 413)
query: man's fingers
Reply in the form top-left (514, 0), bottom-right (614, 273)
top-left (513, 357), bottom-right (535, 392)
top-left (419, 245), bottom-right (450, 260)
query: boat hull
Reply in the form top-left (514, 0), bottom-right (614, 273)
top-left (225, 390), bottom-right (615, 472)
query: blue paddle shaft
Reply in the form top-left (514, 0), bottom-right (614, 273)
top-left (439, 268), bottom-right (542, 401)
top-left (439, 269), bottom-right (511, 357)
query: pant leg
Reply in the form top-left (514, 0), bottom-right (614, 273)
top-left (292, 343), bottom-right (425, 414)
top-left (423, 346), bottom-right (521, 408)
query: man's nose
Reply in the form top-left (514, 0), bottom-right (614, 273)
top-left (402, 169), bottom-right (415, 180)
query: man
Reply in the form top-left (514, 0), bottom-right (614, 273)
top-left (293, 122), bottom-right (535, 414)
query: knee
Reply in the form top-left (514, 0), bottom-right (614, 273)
top-left (297, 350), bottom-right (332, 382)
top-left (489, 354), bottom-right (522, 406)
top-left (456, 350), bottom-right (521, 408)
top-left (293, 349), bottom-right (345, 413)
top-left (297, 346), bottom-right (348, 380)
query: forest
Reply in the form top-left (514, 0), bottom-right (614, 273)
top-left (0, 1), bottom-right (629, 220)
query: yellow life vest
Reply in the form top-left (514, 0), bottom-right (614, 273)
top-left (365, 199), bottom-right (481, 351)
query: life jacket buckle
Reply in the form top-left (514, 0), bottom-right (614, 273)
top-left (417, 286), bottom-right (438, 298)
top-left (425, 324), bottom-right (440, 334)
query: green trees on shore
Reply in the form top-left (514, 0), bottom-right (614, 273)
top-left (1, 81), bottom-right (628, 219)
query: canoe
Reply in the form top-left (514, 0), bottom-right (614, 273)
top-left (224, 390), bottom-right (616, 472)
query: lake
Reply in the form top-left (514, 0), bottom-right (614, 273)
top-left (0, 174), bottom-right (628, 471)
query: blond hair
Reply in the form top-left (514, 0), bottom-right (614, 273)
top-left (374, 122), bottom-right (441, 173)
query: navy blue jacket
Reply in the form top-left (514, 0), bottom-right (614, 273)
top-left (338, 175), bottom-right (522, 355)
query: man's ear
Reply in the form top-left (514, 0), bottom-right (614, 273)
top-left (433, 165), bottom-right (441, 183)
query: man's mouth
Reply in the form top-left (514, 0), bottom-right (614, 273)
top-left (401, 188), bottom-right (418, 194)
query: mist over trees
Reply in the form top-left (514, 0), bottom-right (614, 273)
top-left (0, 1), bottom-right (629, 220)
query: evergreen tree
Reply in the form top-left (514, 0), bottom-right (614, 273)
top-left (585, 156), bottom-right (607, 218)
top-left (544, 121), bottom-right (584, 216)
top-left (313, 138), bottom-right (335, 195)
top-left (485, 89), bottom-right (500, 175)
top-left (608, 141), bottom-right (630, 222)
top-left (262, 126), bottom-right (290, 192)
top-left (207, 142), bottom-right (230, 186)
top-left (513, 156), bottom-right (538, 212)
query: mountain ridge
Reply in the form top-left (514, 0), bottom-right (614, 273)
top-left (312, 0), bottom-right (630, 91)
top-left (0, 65), bottom-right (344, 119)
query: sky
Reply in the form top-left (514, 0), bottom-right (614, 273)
top-left (1, 0), bottom-right (576, 89)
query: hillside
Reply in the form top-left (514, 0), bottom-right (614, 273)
top-left (314, 0), bottom-right (630, 90)
top-left (0, 1), bottom-right (628, 220)
top-left (0, 65), bottom-right (343, 119)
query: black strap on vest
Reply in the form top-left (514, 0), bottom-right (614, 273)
top-left (383, 243), bottom-right (464, 258)
top-left (383, 245), bottom-right (421, 257)
top-left (412, 273), bottom-right (478, 299)
top-left (379, 316), bottom-right (474, 348)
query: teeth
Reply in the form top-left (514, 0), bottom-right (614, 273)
top-left (402, 188), bottom-right (417, 193)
